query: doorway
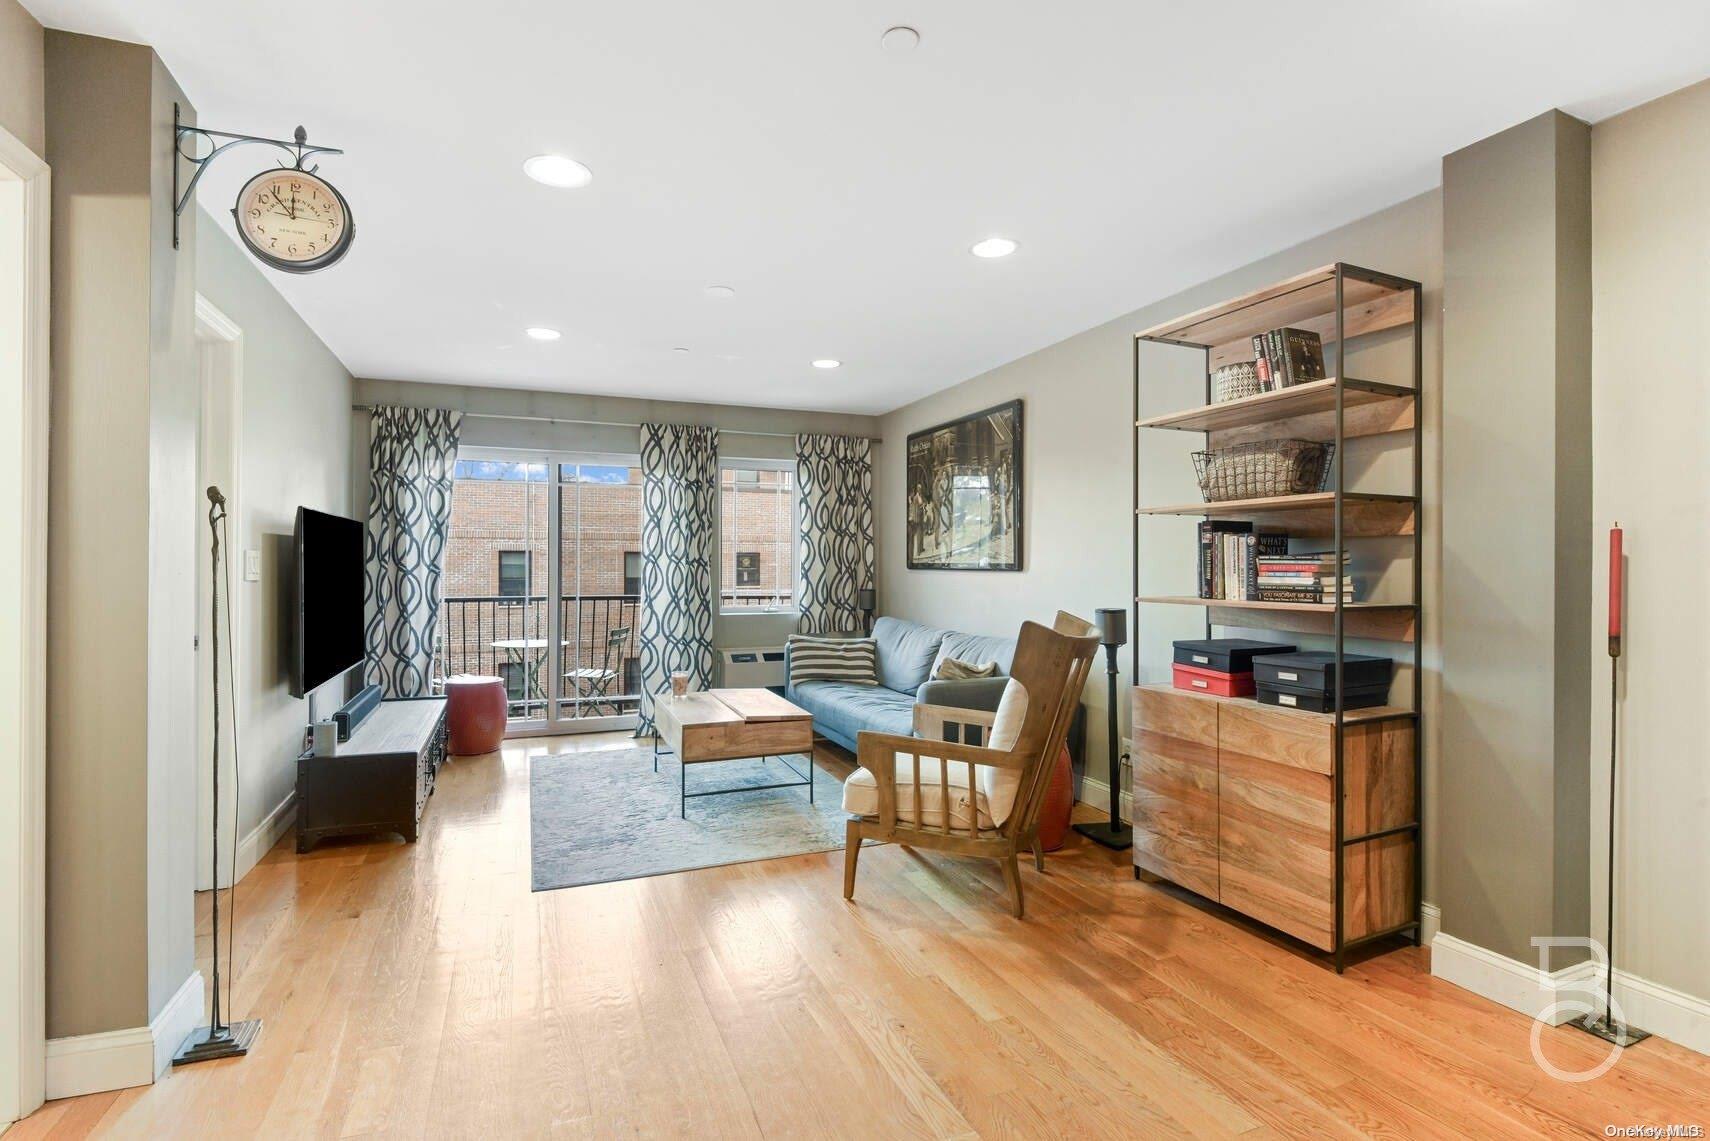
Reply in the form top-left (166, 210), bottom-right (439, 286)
top-left (0, 123), bottom-right (50, 1127)
top-left (439, 448), bottom-right (643, 736)
top-left (194, 297), bottom-right (243, 890)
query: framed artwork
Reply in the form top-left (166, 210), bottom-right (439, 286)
top-left (905, 399), bottom-right (1023, 571)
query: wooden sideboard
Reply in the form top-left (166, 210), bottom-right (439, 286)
top-left (1132, 683), bottom-right (1417, 954)
top-left (297, 696), bottom-right (448, 852)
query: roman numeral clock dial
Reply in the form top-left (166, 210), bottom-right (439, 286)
top-left (233, 168), bottom-right (355, 273)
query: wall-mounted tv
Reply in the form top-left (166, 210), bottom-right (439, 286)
top-left (291, 506), bottom-right (366, 698)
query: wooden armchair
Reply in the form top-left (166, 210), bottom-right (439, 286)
top-left (842, 612), bottom-right (1101, 917)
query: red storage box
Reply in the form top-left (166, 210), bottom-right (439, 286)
top-left (1172, 662), bottom-right (1254, 697)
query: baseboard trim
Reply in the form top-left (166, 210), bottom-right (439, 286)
top-left (236, 792), bottom-right (296, 883)
top-left (1076, 775), bottom-right (1131, 824)
top-left (1420, 901), bottom-right (1441, 946)
top-left (44, 972), bottom-right (204, 1100)
top-left (1607, 965), bottom-right (1710, 1056)
top-left (1431, 933), bottom-right (1604, 1027)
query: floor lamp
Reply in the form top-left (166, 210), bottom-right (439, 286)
top-left (1074, 608), bottom-right (1132, 850)
top-left (1575, 524), bottom-right (1649, 1048)
top-left (174, 486), bottom-right (262, 1064)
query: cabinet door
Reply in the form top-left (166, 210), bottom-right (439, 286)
top-left (1132, 688), bottom-right (1219, 900)
top-left (1217, 703), bottom-right (1334, 950)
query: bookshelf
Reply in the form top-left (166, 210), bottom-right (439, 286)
top-left (1131, 262), bottom-right (1424, 971)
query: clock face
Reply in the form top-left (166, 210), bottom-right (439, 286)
top-left (233, 168), bottom-right (354, 273)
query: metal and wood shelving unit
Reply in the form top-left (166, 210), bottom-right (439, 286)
top-left (1130, 263), bottom-right (1423, 971)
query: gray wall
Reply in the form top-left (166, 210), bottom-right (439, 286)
top-left (1587, 80), bottom-right (1710, 1002)
top-left (0, 0), bottom-right (42, 156)
top-left (1439, 112), bottom-right (1593, 965)
top-left (195, 208), bottom-right (356, 847)
top-left (350, 378), bottom-right (881, 653)
top-left (875, 193), bottom-right (1444, 884)
top-left (44, 32), bottom-right (200, 1036)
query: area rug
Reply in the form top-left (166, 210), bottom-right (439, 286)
top-left (529, 745), bottom-right (855, 891)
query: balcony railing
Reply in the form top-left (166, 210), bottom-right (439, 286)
top-left (436, 593), bottom-right (641, 720)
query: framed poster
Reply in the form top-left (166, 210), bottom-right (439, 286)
top-left (905, 399), bottom-right (1022, 571)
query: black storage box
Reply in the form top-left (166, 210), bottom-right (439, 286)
top-left (1251, 650), bottom-right (1392, 692)
top-left (1256, 682), bottom-right (1389, 714)
top-left (1172, 638), bottom-right (1298, 675)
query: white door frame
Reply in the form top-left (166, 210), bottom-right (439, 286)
top-left (0, 123), bottom-right (51, 1128)
top-left (194, 296), bottom-right (243, 891)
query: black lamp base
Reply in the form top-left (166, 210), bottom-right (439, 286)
top-left (1073, 820), bottom-right (1133, 850)
top-left (172, 1019), bottom-right (261, 1066)
top-left (1572, 1011), bottom-right (1650, 1048)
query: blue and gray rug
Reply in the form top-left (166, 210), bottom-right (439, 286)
top-left (529, 745), bottom-right (854, 891)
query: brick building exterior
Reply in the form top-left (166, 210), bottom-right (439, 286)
top-left (439, 460), bottom-right (794, 718)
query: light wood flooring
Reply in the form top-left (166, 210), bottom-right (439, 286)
top-left (12, 732), bottom-right (1708, 1139)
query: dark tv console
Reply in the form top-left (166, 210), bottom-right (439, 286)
top-left (296, 696), bottom-right (447, 853)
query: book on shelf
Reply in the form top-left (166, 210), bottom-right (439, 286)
top-left (1257, 588), bottom-right (1357, 604)
top-left (1248, 328), bottom-right (1328, 392)
top-left (1197, 523), bottom-right (1288, 601)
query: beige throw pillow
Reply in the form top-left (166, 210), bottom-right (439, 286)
top-left (933, 656), bottom-right (998, 681)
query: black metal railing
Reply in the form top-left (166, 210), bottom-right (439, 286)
top-left (437, 593), bottom-right (641, 720)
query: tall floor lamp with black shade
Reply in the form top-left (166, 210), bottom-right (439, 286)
top-left (1074, 607), bottom-right (1132, 850)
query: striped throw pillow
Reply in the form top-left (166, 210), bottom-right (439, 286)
top-left (933, 656), bottom-right (998, 681)
top-left (787, 635), bottom-right (878, 686)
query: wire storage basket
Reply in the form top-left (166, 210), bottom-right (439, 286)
top-left (1192, 439), bottom-right (1336, 502)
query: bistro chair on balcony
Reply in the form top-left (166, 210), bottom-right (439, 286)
top-left (565, 625), bottom-right (631, 716)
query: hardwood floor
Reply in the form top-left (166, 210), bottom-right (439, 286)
top-left (13, 732), bottom-right (1708, 1138)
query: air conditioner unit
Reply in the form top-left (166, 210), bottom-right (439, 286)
top-left (720, 645), bottom-right (788, 689)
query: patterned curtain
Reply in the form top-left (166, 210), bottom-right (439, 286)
top-left (636, 423), bottom-right (719, 735)
top-left (364, 406), bottom-right (463, 697)
top-left (796, 434), bottom-right (875, 635)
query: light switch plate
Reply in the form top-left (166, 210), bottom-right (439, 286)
top-left (244, 549), bottom-right (261, 582)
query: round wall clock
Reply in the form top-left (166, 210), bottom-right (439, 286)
top-left (232, 167), bottom-right (354, 273)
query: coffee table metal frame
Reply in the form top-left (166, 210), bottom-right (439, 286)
top-left (650, 689), bottom-right (816, 818)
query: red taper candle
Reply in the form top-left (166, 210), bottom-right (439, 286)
top-left (1608, 523), bottom-right (1623, 658)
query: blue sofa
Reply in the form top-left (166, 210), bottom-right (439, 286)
top-left (785, 617), bottom-right (1082, 761)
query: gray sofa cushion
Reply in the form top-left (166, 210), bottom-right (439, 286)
top-left (871, 616), bottom-right (946, 694)
top-left (789, 680), bottom-right (915, 743)
top-left (932, 630), bottom-right (1017, 679)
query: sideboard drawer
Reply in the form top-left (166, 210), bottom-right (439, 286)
top-left (1219, 700), bottom-right (1333, 776)
top-left (1132, 687), bottom-right (1219, 900)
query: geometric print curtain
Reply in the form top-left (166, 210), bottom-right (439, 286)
top-left (795, 434), bottom-right (875, 636)
top-left (635, 422), bottom-right (720, 735)
top-left (363, 405), bottom-right (463, 698)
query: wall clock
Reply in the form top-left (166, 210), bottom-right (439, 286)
top-left (170, 109), bottom-right (352, 270)
top-left (233, 167), bottom-right (355, 274)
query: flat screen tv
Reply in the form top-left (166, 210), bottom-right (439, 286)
top-left (291, 506), bottom-right (366, 698)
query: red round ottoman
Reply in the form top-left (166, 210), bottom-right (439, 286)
top-left (444, 674), bottom-right (507, 755)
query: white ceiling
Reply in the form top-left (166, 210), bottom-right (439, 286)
top-left (24, 1), bottom-right (1710, 415)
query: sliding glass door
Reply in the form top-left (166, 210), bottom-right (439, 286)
top-left (439, 448), bottom-right (641, 734)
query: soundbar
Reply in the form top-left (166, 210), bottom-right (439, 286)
top-left (333, 682), bottom-right (385, 743)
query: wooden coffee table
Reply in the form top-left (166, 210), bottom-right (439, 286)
top-left (651, 688), bottom-right (815, 817)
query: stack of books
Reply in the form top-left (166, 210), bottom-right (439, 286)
top-left (1198, 521), bottom-right (1286, 601)
top-left (1255, 552), bottom-right (1354, 603)
top-left (1250, 327), bottom-right (1327, 391)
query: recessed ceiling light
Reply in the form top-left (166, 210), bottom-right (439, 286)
top-left (522, 154), bottom-right (593, 189)
top-left (812, 359), bottom-right (841, 370)
top-left (881, 25), bottom-right (920, 52)
top-left (705, 285), bottom-right (736, 299)
top-left (971, 236), bottom-right (1018, 259)
top-left (525, 327), bottom-right (561, 341)
top-left (673, 347), bottom-right (691, 355)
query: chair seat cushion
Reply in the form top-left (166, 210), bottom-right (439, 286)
top-left (841, 752), bottom-right (997, 832)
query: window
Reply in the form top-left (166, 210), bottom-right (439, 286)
top-left (720, 460), bottom-right (795, 612)
top-left (623, 550), bottom-right (641, 597)
top-left (497, 550), bottom-right (530, 599)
